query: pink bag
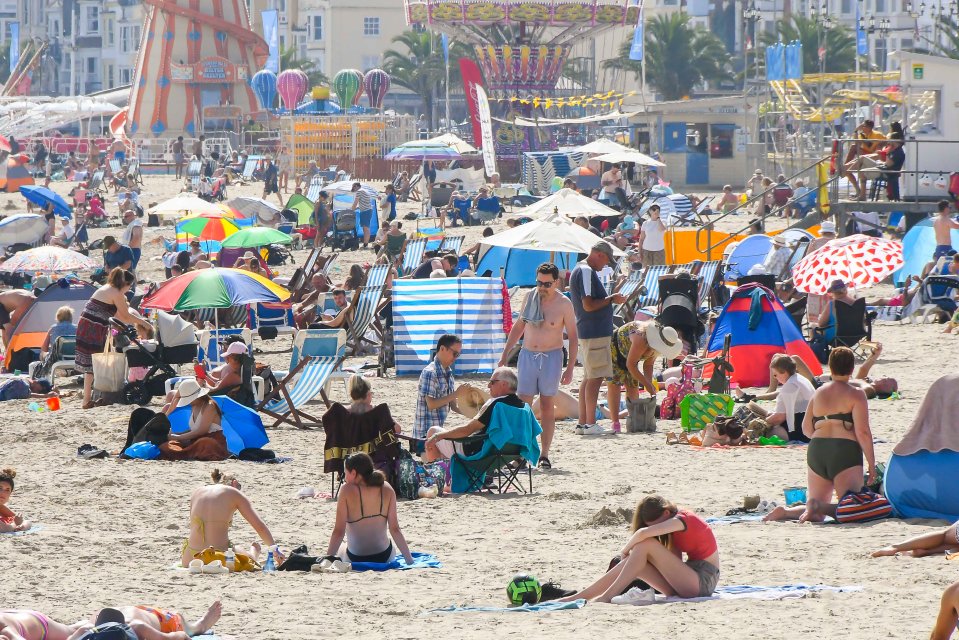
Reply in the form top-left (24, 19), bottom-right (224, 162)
top-left (660, 363), bottom-right (695, 420)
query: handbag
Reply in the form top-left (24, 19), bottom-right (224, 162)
top-left (92, 333), bottom-right (127, 392)
top-left (835, 487), bottom-right (893, 523)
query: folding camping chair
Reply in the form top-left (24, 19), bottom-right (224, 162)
top-left (322, 402), bottom-right (402, 495)
top-left (257, 328), bottom-right (347, 429)
top-left (400, 237), bottom-right (429, 276)
top-left (346, 264), bottom-right (390, 354)
top-left (187, 159), bottom-right (202, 191)
top-left (249, 303), bottom-right (296, 337)
top-left (449, 403), bottom-right (541, 494)
top-left (305, 175), bottom-right (324, 203)
top-left (812, 298), bottom-right (873, 357)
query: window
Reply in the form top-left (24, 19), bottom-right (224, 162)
top-left (294, 33), bottom-right (307, 59)
top-left (120, 25), bottom-right (141, 53)
top-left (363, 17), bottom-right (379, 36)
top-left (119, 67), bottom-right (132, 84)
top-left (710, 124), bottom-right (736, 158)
top-left (311, 15), bottom-right (323, 41)
top-left (107, 64), bottom-right (114, 88)
top-left (361, 54), bottom-right (380, 71)
top-left (106, 18), bottom-right (114, 45)
top-left (840, 0), bottom-right (851, 12)
top-left (900, 37), bottom-right (913, 49)
top-left (875, 0), bottom-right (886, 11)
top-left (84, 6), bottom-right (100, 34)
top-left (86, 57), bottom-right (97, 74)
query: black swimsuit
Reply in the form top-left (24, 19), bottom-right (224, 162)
top-left (807, 412), bottom-right (863, 481)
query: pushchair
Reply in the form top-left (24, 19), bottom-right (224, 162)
top-left (111, 311), bottom-right (198, 405)
top-left (329, 210), bottom-right (359, 251)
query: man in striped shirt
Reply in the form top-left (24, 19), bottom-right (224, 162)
top-left (351, 182), bottom-right (374, 249)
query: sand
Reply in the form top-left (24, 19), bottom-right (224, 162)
top-left (1, 173), bottom-right (957, 639)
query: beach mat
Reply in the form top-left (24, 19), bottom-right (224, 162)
top-left (351, 552), bottom-right (440, 572)
top-left (706, 514), bottom-right (766, 525)
top-left (1, 525), bottom-right (42, 536)
top-left (428, 600), bottom-right (586, 614)
top-left (647, 584), bottom-right (861, 605)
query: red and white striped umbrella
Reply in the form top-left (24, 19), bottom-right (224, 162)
top-left (792, 234), bottom-right (904, 295)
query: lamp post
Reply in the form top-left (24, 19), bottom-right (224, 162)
top-left (742, 1), bottom-right (761, 158)
top-left (811, 2), bottom-right (833, 149)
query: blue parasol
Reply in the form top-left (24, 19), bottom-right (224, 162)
top-left (19, 185), bottom-right (72, 218)
top-left (169, 396), bottom-right (269, 455)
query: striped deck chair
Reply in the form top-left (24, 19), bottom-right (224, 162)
top-left (305, 175), bottom-right (324, 203)
top-left (86, 170), bottom-right (105, 194)
top-left (241, 157), bottom-right (258, 181)
top-left (440, 234), bottom-right (464, 255)
top-left (108, 158), bottom-right (121, 176)
top-left (187, 159), bottom-right (202, 191)
top-left (193, 306), bottom-right (249, 328)
top-left (258, 329), bottom-right (347, 429)
top-left (128, 160), bottom-right (143, 185)
top-left (400, 237), bottom-right (428, 276)
top-left (346, 264), bottom-right (390, 354)
top-left (634, 265), bottom-right (672, 308)
top-left (694, 260), bottom-right (721, 310)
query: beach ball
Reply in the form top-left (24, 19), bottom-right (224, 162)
top-left (332, 69), bottom-right (362, 109)
top-left (251, 69), bottom-right (277, 110)
top-left (506, 573), bottom-right (542, 605)
top-left (363, 69), bottom-right (391, 109)
top-left (277, 69), bottom-right (308, 111)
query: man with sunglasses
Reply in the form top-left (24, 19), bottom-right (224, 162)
top-left (497, 263), bottom-right (577, 470)
top-left (414, 334), bottom-right (463, 452)
top-left (570, 241), bottom-right (625, 435)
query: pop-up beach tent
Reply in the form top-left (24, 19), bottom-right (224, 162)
top-left (894, 218), bottom-right (959, 285)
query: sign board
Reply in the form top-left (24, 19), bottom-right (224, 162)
top-left (170, 57), bottom-right (249, 83)
top-left (913, 63), bottom-right (924, 80)
top-left (203, 106), bottom-right (243, 119)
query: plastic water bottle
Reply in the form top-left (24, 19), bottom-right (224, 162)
top-left (225, 548), bottom-right (235, 572)
top-left (263, 549), bottom-right (276, 573)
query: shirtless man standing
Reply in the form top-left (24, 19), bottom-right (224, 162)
top-left (498, 262), bottom-right (578, 470)
top-left (85, 601), bottom-right (222, 640)
top-left (0, 290), bottom-right (35, 346)
top-left (933, 200), bottom-right (959, 261)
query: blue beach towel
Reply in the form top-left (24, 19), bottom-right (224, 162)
top-left (0, 524), bottom-right (42, 536)
top-left (350, 552), bottom-right (441, 572)
top-left (428, 599), bottom-right (586, 614)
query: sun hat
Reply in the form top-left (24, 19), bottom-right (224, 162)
top-left (176, 377), bottom-right (209, 407)
top-left (646, 322), bottom-right (682, 360)
top-left (771, 235), bottom-right (789, 247)
top-left (754, 169), bottom-right (763, 175)
top-left (828, 279), bottom-right (847, 292)
top-left (820, 220), bottom-right (836, 234)
top-left (242, 251), bottom-right (257, 260)
top-left (455, 383), bottom-right (491, 419)
top-left (223, 341), bottom-right (248, 356)
top-left (591, 241), bottom-right (615, 262)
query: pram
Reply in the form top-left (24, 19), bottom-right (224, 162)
top-left (329, 203), bottom-right (359, 251)
top-left (111, 311), bottom-right (198, 405)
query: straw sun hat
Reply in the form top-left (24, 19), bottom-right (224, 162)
top-left (646, 322), bottom-right (683, 360)
top-left (176, 378), bottom-right (209, 407)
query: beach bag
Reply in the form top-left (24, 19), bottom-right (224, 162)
top-left (75, 623), bottom-right (138, 640)
top-left (278, 545), bottom-right (319, 572)
top-left (395, 449), bottom-right (446, 500)
top-left (679, 393), bottom-right (734, 432)
top-left (122, 442), bottom-right (161, 460)
top-left (92, 335), bottom-right (127, 392)
top-left (659, 363), bottom-right (695, 420)
top-left (626, 396), bottom-right (657, 433)
top-left (192, 546), bottom-right (259, 572)
top-left (835, 487), bottom-right (893, 523)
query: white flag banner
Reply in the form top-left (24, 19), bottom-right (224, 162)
top-left (475, 85), bottom-right (497, 177)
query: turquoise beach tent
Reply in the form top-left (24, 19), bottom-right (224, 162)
top-left (169, 396), bottom-right (268, 455)
top-left (894, 219), bottom-right (959, 285)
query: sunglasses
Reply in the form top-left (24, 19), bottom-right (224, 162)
top-left (448, 349), bottom-right (461, 358)
top-left (536, 280), bottom-right (554, 288)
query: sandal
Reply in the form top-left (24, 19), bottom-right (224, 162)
top-left (538, 457), bottom-right (552, 470)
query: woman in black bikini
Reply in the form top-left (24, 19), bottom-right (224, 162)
top-left (325, 452), bottom-right (414, 565)
top-left (764, 347), bottom-right (877, 523)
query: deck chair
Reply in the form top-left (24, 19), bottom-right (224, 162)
top-left (187, 159), bottom-right (202, 191)
top-left (322, 402), bottom-right (402, 495)
top-left (400, 237), bottom-right (429, 276)
top-left (694, 260), bottom-right (721, 310)
top-left (29, 336), bottom-right (77, 385)
top-left (258, 329), bottom-right (347, 429)
top-left (249, 303), bottom-right (296, 338)
top-left (128, 159), bottom-right (143, 186)
top-left (66, 222), bottom-right (90, 254)
top-left (197, 328), bottom-right (253, 367)
top-left (439, 234), bottom-right (464, 255)
top-left (449, 403), bottom-right (541, 494)
top-left (634, 264), bottom-right (672, 308)
top-left (346, 264), bottom-right (390, 354)
top-left (193, 305), bottom-right (248, 329)
top-left (86, 170), bottom-right (105, 194)
top-left (241, 158), bottom-right (258, 181)
top-left (305, 175), bottom-right (324, 203)
top-left (405, 173), bottom-right (423, 202)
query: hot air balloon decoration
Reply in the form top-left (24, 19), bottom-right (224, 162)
top-left (276, 69), bottom-right (308, 111)
top-left (332, 69), bottom-right (362, 110)
top-left (363, 69), bottom-right (391, 110)
top-left (251, 69), bottom-right (277, 111)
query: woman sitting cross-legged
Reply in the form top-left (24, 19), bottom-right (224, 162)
top-left (324, 452), bottom-right (414, 567)
top-left (159, 378), bottom-right (230, 461)
top-left (554, 495), bottom-right (720, 604)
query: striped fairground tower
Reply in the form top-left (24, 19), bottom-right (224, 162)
top-left (127, 0), bottom-right (269, 139)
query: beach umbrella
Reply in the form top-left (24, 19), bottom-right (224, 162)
top-left (0, 213), bottom-right (48, 246)
top-left (19, 185), bottom-right (71, 218)
top-left (220, 226), bottom-right (293, 248)
top-left (575, 138), bottom-right (632, 155)
top-left (480, 212), bottom-right (624, 256)
top-left (175, 215), bottom-right (241, 242)
top-left (426, 133), bottom-right (478, 154)
top-left (227, 196), bottom-right (281, 220)
top-left (0, 246), bottom-right (98, 273)
top-left (322, 180), bottom-right (378, 197)
top-left (513, 188), bottom-right (619, 219)
top-left (142, 267), bottom-right (291, 311)
top-left (592, 150), bottom-right (666, 168)
top-left (277, 69), bottom-right (308, 110)
top-left (792, 234), bottom-right (904, 295)
top-left (170, 396), bottom-right (268, 455)
top-left (385, 142), bottom-right (461, 161)
top-left (251, 69), bottom-right (278, 110)
top-left (363, 69), bottom-right (391, 109)
top-left (332, 69), bottom-right (362, 108)
top-left (151, 195), bottom-right (224, 218)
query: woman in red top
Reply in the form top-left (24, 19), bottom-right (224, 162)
top-left (0, 468), bottom-right (31, 533)
top-left (558, 495), bottom-right (720, 603)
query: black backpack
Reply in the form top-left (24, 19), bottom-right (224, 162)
top-left (76, 623), bottom-right (138, 640)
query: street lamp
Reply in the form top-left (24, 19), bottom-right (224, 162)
top-left (814, 5), bottom-right (833, 147)
top-left (742, 2), bottom-right (761, 90)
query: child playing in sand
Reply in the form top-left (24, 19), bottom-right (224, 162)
top-left (0, 468), bottom-right (31, 533)
top-left (943, 310), bottom-right (959, 333)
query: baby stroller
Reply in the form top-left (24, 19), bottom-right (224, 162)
top-left (329, 210), bottom-right (359, 251)
top-left (111, 312), bottom-right (198, 405)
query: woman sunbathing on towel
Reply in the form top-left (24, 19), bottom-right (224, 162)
top-left (554, 495), bottom-right (720, 604)
top-left (871, 521), bottom-right (959, 558)
top-left (325, 452), bottom-right (414, 566)
top-left (86, 600), bottom-right (221, 640)
top-left (0, 610), bottom-right (88, 640)
top-left (180, 469), bottom-right (280, 568)
top-left (0, 468), bottom-right (31, 533)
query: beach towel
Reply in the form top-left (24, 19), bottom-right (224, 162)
top-left (350, 552), bottom-right (441, 572)
top-left (450, 403), bottom-right (542, 494)
top-left (428, 600), bottom-right (586, 614)
top-left (892, 373), bottom-right (959, 455)
top-left (519, 289), bottom-right (545, 325)
top-left (705, 514), bottom-right (765, 525)
top-left (0, 524), bottom-right (42, 535)
top-left (641, 584), bottom-right (861, 605)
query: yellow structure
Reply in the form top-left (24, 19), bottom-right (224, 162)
top-left (769, 71), bottom-right (901, 123)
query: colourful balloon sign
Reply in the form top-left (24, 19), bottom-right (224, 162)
top-left (363, 69), bottom-right (391, 109)
top-left (277, 69), bottom-right (308, 111)
top-left (251, 69), bottom-right (277, 110)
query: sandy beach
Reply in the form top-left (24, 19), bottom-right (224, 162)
top-left (1, 173), bottom-right (957, 639)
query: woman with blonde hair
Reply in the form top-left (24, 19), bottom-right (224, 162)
top-left (556, 495), bottom-right (720, 604)
top-left (180, 467), bottom-right (281, 567)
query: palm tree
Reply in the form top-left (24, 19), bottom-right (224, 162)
top-left (931, 16), bottom-right (959, 58)
top-left (279, 47), bottom-right (328, 87)
top-left (759, 15), bottom-right (856, 73)
top-left (603, 13), bottom-right (732, 101)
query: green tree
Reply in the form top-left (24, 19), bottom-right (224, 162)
top-left (279, 47), bottom-right (328, 87)
top-left (931, 16), bottom-right (959, 58)
top-left (603, 13), bottom-right (732, 101)
top-left (759, 15), bottom-right (856, 73)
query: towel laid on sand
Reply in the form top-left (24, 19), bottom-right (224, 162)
top-left (705, 514), bottom-right (766, 525)
top-left (0, 525), bottom-right (41, 536)
top-left (350, 552), bottom-right (441, 572)
top-left (428, 600), bottom-right (586, 614)
top-left (648, 584), bottom-right (861, 605)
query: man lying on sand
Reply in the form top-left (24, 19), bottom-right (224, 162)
top-left (85, 601), bottom-right (221, 640)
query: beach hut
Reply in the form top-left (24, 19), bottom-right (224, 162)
top-left (884, 373), bottom-right (959, 521)
top-left (703, 283), bottom-right (821, 387)
top-left (3, 280), bottom-right (94, 370)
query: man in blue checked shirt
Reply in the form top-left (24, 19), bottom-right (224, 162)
top-left (413, 334), bottom-right (462, 451)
